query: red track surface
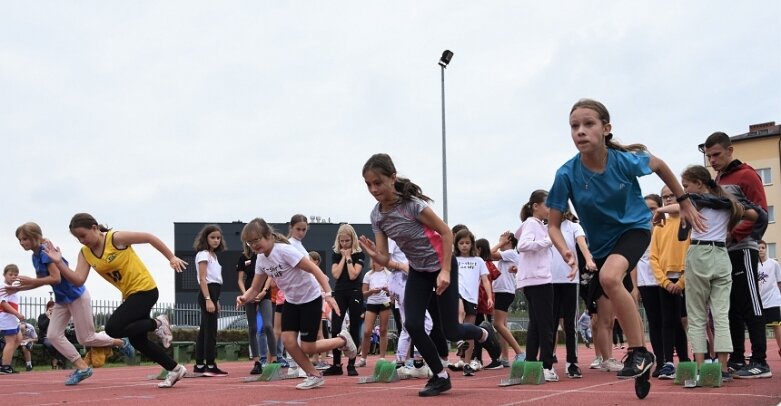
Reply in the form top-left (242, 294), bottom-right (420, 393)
top-left (4, 340), bottom-right (780, 405)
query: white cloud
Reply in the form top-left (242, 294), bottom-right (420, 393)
top-left (1, 1), bottom-right (779, 302)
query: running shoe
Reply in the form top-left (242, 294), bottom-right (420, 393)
top-left (204, 365), bottom-right (229, 377)
top-left (419, 375), bottom-right (451, 397)
top-left (657, 362), bottom-right (675, 380)
top-left (322, 364), bottom-right (343, 376)
top-left (119, 337), bottom-right (135, 358)
top-left (158, 365), bottom-right (187, 388)
top-left (65, 367), bottom-right (93, 385)
top-left (356, 357), bottom-right (367, 367)
top-left (544, 368), bottom-right (560, 382)
top-left (347, 364), bottom-right (358, 376)
top-left (567, 362), bottom-right (582, 378)
top-left (155, 314), bottom-right (173, 349)
top-left (733, 361), bottom-right (772, 379)
top-left (296, 374), bottom-right (324, 390)
top-left (484, 359), bottom-right (504, 369)
top-left (617, 348), bottom-right (654, 379)
top-left (600, 358), bottom-right (624, 372)
top-left (250, 361), bottom-right (262, 375)
top-left (590, 356), bottom-right (603, 369)
top-left (338, 330), bottom-right (357, 359)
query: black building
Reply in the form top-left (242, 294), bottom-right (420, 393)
top-left (174, 221), bottom-right (374, 305)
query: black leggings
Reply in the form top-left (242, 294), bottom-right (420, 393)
top-left (524, 283), bottom-right (555, 369)
top-left (196, 283), bottom-right (221, 364)
top-left (639, 286), bottom-right (664, 365)
top-left (404, 258), bottom-right (483, 375)
top-left (659, 279), bottom-right (689, 363)
top-left (552, 283), bottom-right (578, 364)
top-left (330, 289), bottom-right (364, 366)
top-left (105, 288), bottom-right (177, 371)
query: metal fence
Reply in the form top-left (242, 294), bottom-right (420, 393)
top-left (19, 296), bottom-right (245, 329)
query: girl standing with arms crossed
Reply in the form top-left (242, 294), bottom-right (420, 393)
top-left (516, 190), bottom-right (558, 382)
top-left (0, 264), bottom-right (25, 374)
top-left (547, 99), bottom-right (704, 398)
top-left (358, 153), bottom-right (500, 397)
top-left (48, 213), bottom-right (189, 388)
top-left (359, 261), bottom-right (391, 366)
top-left (13, 222), bottom-right (134, 385)
top-left (192, 224), bottom-right (228, 377)
top-left (490, 231), bottom-right (526, 365)
top-left (237, 218), bottom-right (354, 390)
top-left (656, 166), bottom-right (757, 380)
top-left (324, 224), bottom-right (365, 376)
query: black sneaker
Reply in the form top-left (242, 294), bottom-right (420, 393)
top-left (651, 364), bottom-right (662, 378)
top-left (479, 321), bottom-right (501, 360)
top-left (250, 361), bottom-right (263, 375)
top-left (322, 364), bottom-right (343, 376)
top-left (567, 363), bottom-right (582, 378)
top-left (484, 359), bottom-right (504, 370)
top-left (727, 360), bottom-right (746, 373)
top-left (463, 363), bottom-right (475, 376)
top-left (347, 365), bottom-right (359, 376)
top-left (204, 365), bottom-right (228, 377)
top-left (418, 375), bottom-right (452, 397)
top-left (25, 365), bottom-right (33, 372)
top-left (722, 371), bottom-right (733, 382)
top-left (193, 364), bottom-right (206, 374)
top-left (617, 348), bottom-right (654, 379)
top-left (0, 365), bottom-right (15, 374)
top-left (733, 361), bottom-right (772, 379)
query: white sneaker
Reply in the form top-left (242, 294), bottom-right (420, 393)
top-left (158, 365), bottom-right (187, 388)
top-left (356, 358), bottom-right (367, 367)
top-left (297, 367), bottom-right (308, 378)
top-left (338, 330), bottom-right (357, 359)
top-left (469, 359), bottom-right (482, 371)
top-left (409, 364), bottom-right (433, 379)
top-left (589, 356), bottom-right (603, 369)
top-left (600, 358), bottom-right (623, 372)
top-left (155, 315), bottom-right (173, 349)
top-left (296, 374), bottom-right (324, 390)
top-left (544, 368), bottom-right (560, 382)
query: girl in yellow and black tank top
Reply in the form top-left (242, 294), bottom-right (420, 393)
top-left (50, 213), bottom-right (190, 389)
top-left (80, 230), bottom-right (157, 300)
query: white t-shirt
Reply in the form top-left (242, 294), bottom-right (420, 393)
top-left (195, 250), bottom-right (223, 285)
top-left (456, 256), bottom-right (488, 304)
top-left (759, 258), bottom-right (781, 309)
top-left (636, 247), bottom-right (656, 287)
top-left (550, 220), bottom-right (584, 284)
top-left (494, 250), bottom-right (518, 294)
top-left (387, 239), bottom-right (409, 300)
top-left (255, 243), bottom-right (320, 305)
top-left (0, 285), bottom-right (20, 330)
top-left (363, 270), bottom-right (391, 305)
top-left (290, 238), bottom-right (307, 255)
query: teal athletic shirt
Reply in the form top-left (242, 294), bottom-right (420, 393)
top-left (547, 148), bottom-right (653, 259)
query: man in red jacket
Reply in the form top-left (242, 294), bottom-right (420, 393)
top-left (702, 131), bottom-right (770, 378)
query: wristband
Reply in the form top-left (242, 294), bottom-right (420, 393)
top-left (346, 259), bottom-right (353, 264)
top-left (322, 291), bottom-right (334, 297)
top-left (205, 296), bottom-right (211, 301)
top-left (676, 193), bottom-right (691, 203)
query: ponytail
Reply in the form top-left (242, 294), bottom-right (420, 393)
top-left (520, 189), bottom-right (548, 222)
top-left (394, 177), bottom-right (432, 203)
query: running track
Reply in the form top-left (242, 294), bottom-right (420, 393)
top-left (3, 341), bottom-right (779, 405)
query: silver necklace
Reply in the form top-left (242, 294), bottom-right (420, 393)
top-left (580, 153), bottom-right (607, 190)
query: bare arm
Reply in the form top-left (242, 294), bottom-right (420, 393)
top-left (297, 256), bottom-right (341, 317)
top-left (112, 231), bottom-right (187, 272)
top-left (359, 234), bottom-right (390, 266)
top-left (417, 206), bottom-right (454, 295)
top-left (648, 154), bottom-right (706, 233)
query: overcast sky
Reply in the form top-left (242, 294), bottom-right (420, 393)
top-left (2, 2), bottom-right (779, 304)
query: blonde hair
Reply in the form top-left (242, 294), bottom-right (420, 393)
top-left (16, 222), bottom-right (43, 244)
top-left (332, 223), bottom-right (361, 253)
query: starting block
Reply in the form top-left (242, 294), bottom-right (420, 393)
top-left (698, 363), bottom-right (722, 387)
top-left (358, 359), bottom-right (399, 383)
top-left (147, 368), bottom-right (205, 380)
top-left (243, 363), bottom-right (299, 382)
top-left (674, 362), bottom-right (697, 385)
top-left (498, 361), bottom-right (544, 386)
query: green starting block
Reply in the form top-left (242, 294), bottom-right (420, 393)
top-left (358, 359), bottom-right (399, 383)
top-left (498, 361), bottom-right (544, 386)
top-left (147, 368), bottom-right (205, 380)
top-left (243, 363), bottom-right (299, 382)
top-left (698, 363), bottom-right (722, 387)
top-left (674, 362), bottom-right (698, 385)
